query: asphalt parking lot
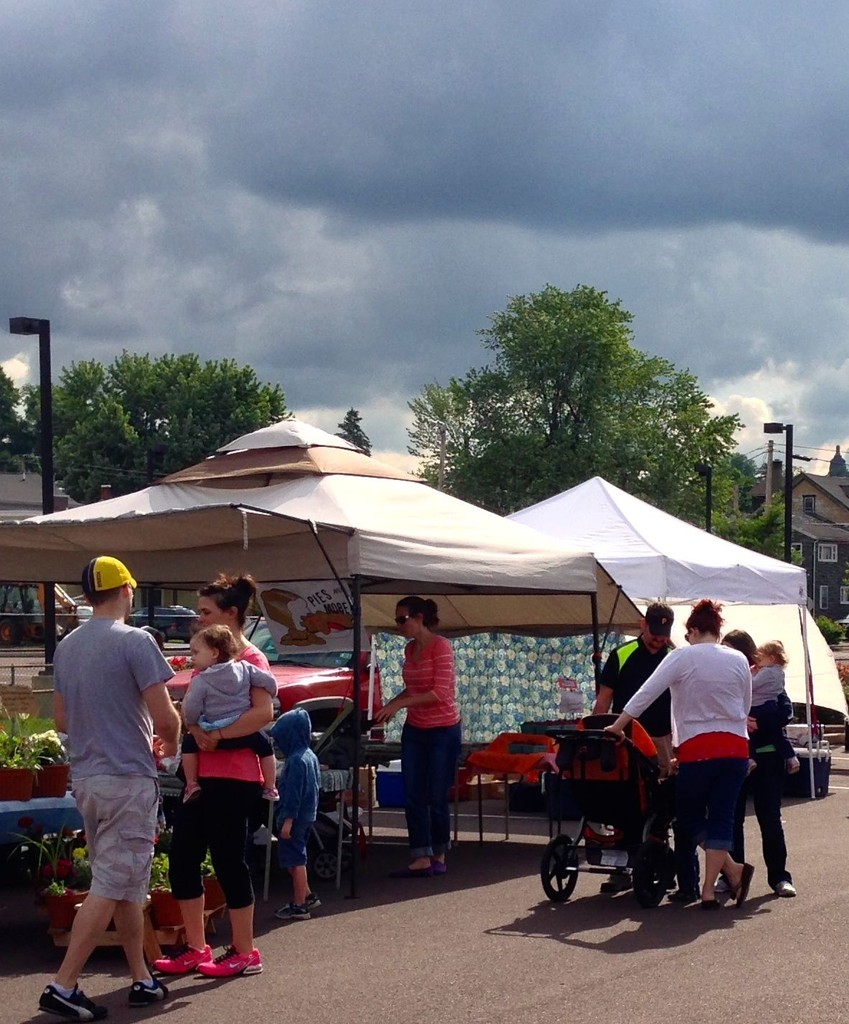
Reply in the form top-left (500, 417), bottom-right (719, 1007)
top-left (4, 785), bottom-right (849, 1024)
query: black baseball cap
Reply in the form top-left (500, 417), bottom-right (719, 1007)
top-left (644, 602), bottom-right (674, 637)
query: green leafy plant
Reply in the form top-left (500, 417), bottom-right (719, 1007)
top-left (816, 616), bottom-right (844, 647)
top-left (149, 853), bottom-right (171, 893)
top-left (0, 718), bottom-right (41, 770)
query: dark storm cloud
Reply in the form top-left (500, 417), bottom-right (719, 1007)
top-left (3, 0), bottom-right (849, 458)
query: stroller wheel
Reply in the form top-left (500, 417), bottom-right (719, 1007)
top-left (540, 834), bottom-right (579, 902)
top-left (311, 849), bottom-right (340, 882)
top-left (632, 841), bottom-right (675, 908)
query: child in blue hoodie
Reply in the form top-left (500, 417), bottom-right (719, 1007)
top-left (269, 707), bottom-right (321, 920)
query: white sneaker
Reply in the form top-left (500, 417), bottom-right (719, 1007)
top-left (714, 877), bottom-right (732, 893)
top-left (774, 880), bottom-right (797, 898)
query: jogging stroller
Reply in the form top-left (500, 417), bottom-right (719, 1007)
top-left (540, 714), bottom-right (675, 908)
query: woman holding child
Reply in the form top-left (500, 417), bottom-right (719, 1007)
top-left (154, 573), bottom-right (273, 979)
top-left (722, 629), bottom-right (797, 899)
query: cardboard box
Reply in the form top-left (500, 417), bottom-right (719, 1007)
top-left (356, 767), bottom-right (377, 809)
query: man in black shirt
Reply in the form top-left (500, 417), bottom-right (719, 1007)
top-left (591, 602), bottom-right (674, 893)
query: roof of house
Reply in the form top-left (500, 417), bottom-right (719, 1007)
top-left (794, 471), bottom-right (849, 515)
top-left (0, 473), bottom-right (74, 520)
top-left (792, 515), bottom-right (849, 543)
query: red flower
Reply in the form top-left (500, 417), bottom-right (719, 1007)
top-left (40, 864), bottom-right (55, 879)
top-left (56, 859), bottom-right (73, 879)
top-left (18, 816), bottom-right (34, 829)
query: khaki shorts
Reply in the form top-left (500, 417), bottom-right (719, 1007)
top-left (73, 775), bottom-right (159, 903)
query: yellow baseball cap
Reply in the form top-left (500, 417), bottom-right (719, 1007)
top-left (82, 556), bottom-right (137, 594)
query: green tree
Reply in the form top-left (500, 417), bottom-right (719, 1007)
top-left (408, 285), bottom-right (741, 519)
top-left (33, 352), bottom-right (287, 502)
top-left (336, 408), bottom-right (372, 455)
top-left (0, 370), bottom-right (40, 472)
top-left (714, 499), bottom-right (784, 559)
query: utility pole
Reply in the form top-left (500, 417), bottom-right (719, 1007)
top-left (764, 440), bottom-right (774, 508)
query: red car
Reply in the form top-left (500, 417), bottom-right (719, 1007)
top-left (166, 620), bottom-right (383, 729)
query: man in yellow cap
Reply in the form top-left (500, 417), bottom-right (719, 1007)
top-left (38, 557), bottom-right (181, 1021)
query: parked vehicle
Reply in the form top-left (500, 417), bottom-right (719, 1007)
top-left (166, 618), bottom-right (383, 727)
top-left (129, 605), bottom-right (198, 642)
top-left (0, 584), bottom-right (81, 646)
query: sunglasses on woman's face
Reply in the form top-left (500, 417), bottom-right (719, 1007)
top-left (395, 614), bottom-right (412, 625)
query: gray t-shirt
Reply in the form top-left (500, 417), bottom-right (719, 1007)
top-left (54, 618), bottom-right (174, 779)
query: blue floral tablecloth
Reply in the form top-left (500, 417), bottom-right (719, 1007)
top-left (377, 633), bottom-right (620, 743)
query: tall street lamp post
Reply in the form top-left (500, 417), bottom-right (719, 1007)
top-left (9, 316), bottom-right (57, 663)
top-left (695, 462), bottom-right (713, 533)
top-left (764, 421), bottom-right (793, 563)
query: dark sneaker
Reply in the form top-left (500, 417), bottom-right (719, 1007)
top-left (305, 892), bottom-right (321, 910)
top-left (39, 985), bottom-right (107, 1021)
top-left (667, 889), bottom-right (700, 904)
top-left (152, 943), bottom-right (212, 975)
top-left (599, 873), bottom-right (632, 893)
top-left (128, 979), bottom-right (168, 1007)
top-left (196, 946), bottom-right (263, 978)
top-left (274, 901), bottom-right (311, 921)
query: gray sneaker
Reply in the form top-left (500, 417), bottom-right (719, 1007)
top-left (275, 902), bottom-right (311, 921)
top-left (774, 880), bottom-right (797, 898)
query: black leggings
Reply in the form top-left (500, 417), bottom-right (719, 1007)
top-left (168, 777), bottom-right (262, 909)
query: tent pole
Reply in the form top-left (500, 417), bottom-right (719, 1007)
top-left (348, 575), bottom-right (362, 897)
top-left (799, 606), bottom-right (817, 799)
top-left (591, 593), bottom-right (601, 689)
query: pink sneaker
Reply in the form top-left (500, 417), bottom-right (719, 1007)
top-left (183, 782), bottom-right (202, 803)
top-left (196, 946), bottom-right (263, 978)
top-left (261, 786), bottom-right (279, 801)
top-left (152, 943), bottom-right (213, 975)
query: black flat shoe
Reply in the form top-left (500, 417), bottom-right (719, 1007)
top-left (699, 899), bottom-right (721, 910)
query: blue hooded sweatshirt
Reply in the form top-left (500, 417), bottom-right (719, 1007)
top-left (270, 708), bottom-right (320, 826)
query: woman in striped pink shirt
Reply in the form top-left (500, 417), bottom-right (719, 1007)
top-left (374, 596), bottom-right (462, 878)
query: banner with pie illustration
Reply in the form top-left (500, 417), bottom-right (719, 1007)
top-left (257, 580), bottom-right (370, 654)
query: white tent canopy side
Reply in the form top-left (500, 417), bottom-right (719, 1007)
top-left (510, 476), bottom-right (846, 716)
top-left (0, 475), bottom-right (642, 636)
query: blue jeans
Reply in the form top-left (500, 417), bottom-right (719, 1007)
top-left (401, 721), bottom-right (462, 858)
top-left (675, 758), bottom-right (748, 852)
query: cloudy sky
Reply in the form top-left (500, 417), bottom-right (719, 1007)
top-left (2, 1), bottom-right (849, 473)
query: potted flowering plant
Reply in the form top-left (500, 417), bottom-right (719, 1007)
top-left (0, 721), bottom-right (41, 800)
top-left (13, 823), bottom-right (92, 930)
top-left (29, 729), bottom-right (71, 797)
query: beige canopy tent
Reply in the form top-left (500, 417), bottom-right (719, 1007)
top-left (0, 421), bottom-right (641, 637)
top-left (0, 420), bottom-right (644, 891)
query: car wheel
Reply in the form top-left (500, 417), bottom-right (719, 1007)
top-left (0, 618), bottom-right (24, 646)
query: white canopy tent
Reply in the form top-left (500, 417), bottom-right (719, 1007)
top-left (511, 476), bottom-right (846, 717)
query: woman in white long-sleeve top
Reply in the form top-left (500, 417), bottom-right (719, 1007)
top-left (605, 599), bottom-right (755, 910)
